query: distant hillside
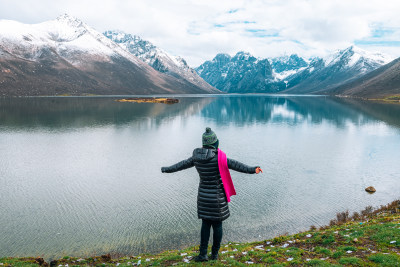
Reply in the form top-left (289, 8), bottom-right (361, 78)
top-left (282, 46), bottom-right (392, 94)
top-left (329, 57), bottom-right (400, 98)
top-left (195, 52), bottom-right (288, 93)
top-left (196, 46), bottom-right (391, 94)
top-left (103, 30), bottom-right (217, 93)
top-left (0, 15), bottom-right (219, 96)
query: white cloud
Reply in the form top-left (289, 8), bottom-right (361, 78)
top-left (0, 0), bottom-right (399, 66)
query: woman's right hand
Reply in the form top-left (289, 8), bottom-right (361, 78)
top-left (255, 167), bottom-right (263, 174)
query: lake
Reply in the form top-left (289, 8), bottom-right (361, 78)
top-left (1, 95), bottom-right (400, 260)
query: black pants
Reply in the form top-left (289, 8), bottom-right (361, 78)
top-left (199, 219), bottom-right (223, 256)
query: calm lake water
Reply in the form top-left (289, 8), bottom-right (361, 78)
top-left (1, 95), bottom-right (400, 260)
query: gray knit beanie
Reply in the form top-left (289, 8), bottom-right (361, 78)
top-left (202, 127), bottom-right (218, 147)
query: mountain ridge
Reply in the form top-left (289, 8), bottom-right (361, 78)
top-left (0, 14), bottom-right (219, 96)
top-left (103, 30), bottom-right (216, 92)
top-left (196, 46), bottom-right (392, 96)
top-left (329, 57), bottom-right (400, 98)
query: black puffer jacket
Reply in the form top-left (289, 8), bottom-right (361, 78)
top-left (162, 148), bottom-right (258, 221)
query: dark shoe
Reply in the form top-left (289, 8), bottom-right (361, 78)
top-left (194, 254), bottom-right (208, 262)
top-left (210, 254), bottom-right (218, 260)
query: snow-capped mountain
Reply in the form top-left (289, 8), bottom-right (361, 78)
top-left (270, 54), bottom-right (308, 81)
top-left (195, 51), bottom-right (286, 93)
top-left (283, 46), bottom-right (393, 94)
top-left (196, 46), bottom-right (392, 94)
top-left (103, 30), bottom-right (216, 92)
top-left (330, 56), bottom-right (400, 98)
top-left (0, 14), bottom-right (218, 96)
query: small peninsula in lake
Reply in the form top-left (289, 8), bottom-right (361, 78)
top-left (116, 98), bottom-right (179, 104)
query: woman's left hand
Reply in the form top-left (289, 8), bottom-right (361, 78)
top-left (255, 167), bottom-right (263, 174)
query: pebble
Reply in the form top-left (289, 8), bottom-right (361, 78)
top-left (183, 259), bottom-right (190, 263)
top-left (180, 253), bottom-right (187, 256)
top-left (346, 251), bottom-right (353, 254)
top-left (288, 240), bottom-right (293, 243)
top-left (270, 245), bottom-right (275, 247)
top-left (306, 234), bottom-right (312, 238)
top-left (244, 261), bottom-right (254, 264)
top-left (255, 245), bottom-right (264, 250)
top-left (281, 243), bottom-right (289, 248)
top-left (266, 241), bottom-right (271, 245)
top-left (287, 258), bottom-right (293, 261)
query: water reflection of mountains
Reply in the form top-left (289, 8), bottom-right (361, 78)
top-left (1, 96), bottom-right (400, 129)
top-left (200, 96), bottom-right (400, 128)
top-left (0, 97), bottom-right (212, 130)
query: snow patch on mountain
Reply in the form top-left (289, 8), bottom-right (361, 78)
top-left (273, 67), bottom-right (307, 81)
top-left (324, 45), bottom-right (392, 68)
top-left (0, 14), bottom-right (143, 66)
top-left (104, 30), bottom-right (216, 91)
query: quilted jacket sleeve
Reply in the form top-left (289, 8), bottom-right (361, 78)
top-left (227, 158), bottom-right (258, 174)
top-left (161, 157), bottom-right (194, 173)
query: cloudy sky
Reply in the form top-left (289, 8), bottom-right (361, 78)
top-left (0, 0), bottom-right (399, 66)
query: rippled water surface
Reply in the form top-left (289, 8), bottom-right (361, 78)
top-left (1, 95), bottom-right (400, 259)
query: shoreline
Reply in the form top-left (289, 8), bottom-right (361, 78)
top-left (2, 200), bottom-right (399, 266)
top-left (335, 94), bottom-right (400, 105)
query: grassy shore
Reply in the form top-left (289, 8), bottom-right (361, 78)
top-left (368, 95), bottom-right (400, 104)
top-left (1, 200), bottom-right (399, 266)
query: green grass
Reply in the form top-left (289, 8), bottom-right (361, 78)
top-left (369, 253), bottom-right (400, 266)
top-left (315, 246), bottom-right (332, 256)
top-left (306, 259), bottom-right (331, 266)
top-left (338, 257), bottom-right (362, 266)
top-left (1, 201), bottom-right (399, 266)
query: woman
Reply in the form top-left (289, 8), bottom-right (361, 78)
top-left (161, 127), bottom-right (262, 262)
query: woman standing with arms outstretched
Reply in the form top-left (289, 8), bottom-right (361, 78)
top-left (161, 127), bottom-right (263, 262)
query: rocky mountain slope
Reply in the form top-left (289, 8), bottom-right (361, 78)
top-left (329, 56), bottom-right (400, 98)
top-left (0, 15), bottom-right (219, 96)
top-left (196, 46), bottom-right (392, 95)
top-left (283, 46), bottom-right (393, 94)
top-left (195, 52), bottom-right (287, 93)
top-left (103, 30), bottom-right (216, 93)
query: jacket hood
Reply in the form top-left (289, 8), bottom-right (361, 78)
top-left (193, 148), bottom-right (217, 162)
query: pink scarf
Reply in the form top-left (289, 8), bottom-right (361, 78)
top-left (218, 149), bottom-right (236, 202)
